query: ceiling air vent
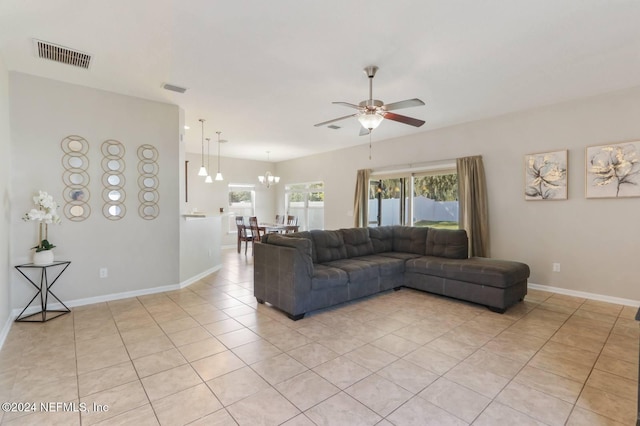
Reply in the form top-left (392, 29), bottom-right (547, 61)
top-left (162, 83), bottom-right (187, 94)
top-left (328, 125), bottom-right (341, 129)
top-left (34, 39), bottom-right (91, 69)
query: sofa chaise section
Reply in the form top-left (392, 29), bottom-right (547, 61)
top-left (405, 256), bottom-right (529, 313)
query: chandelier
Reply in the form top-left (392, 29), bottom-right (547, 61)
top-left (258, 151), bottom-right (280, 188)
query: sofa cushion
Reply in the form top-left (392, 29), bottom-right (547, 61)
top-left (341, 228), bottom-right (374, 257)
top-left (281, 231), bottom-right (316, 263)
top-left (311, 230), bottom-right (348, 263)
top-left (376, 251), bottom-right (423, 261)
top-left (323, 258), bottom-right (379, 283)
top-left (425, 228), bottom-right (468, 259)
top-left (392, 226), bottom-right (428, 255)
top-left (312, 264), bottom-right (348, 290)
top-left (355, 255), bottom-right (405, 277)
top-left (368, 226), bottom-right (394, 253)
top-left (405, 256), bottom-right (530, 288)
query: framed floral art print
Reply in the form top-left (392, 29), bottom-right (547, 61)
top-left (585, 141), bottom-right (640, 198)
top-left (524, 150), bottom-right (568, 200)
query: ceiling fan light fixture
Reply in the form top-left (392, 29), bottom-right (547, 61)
top-left (314, 66), bottom-right (425, 134)
top-left (358, 111), bottom-right (384, 130)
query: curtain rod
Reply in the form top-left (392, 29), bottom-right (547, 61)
top-left (370, 158), bottom-right (457, 176)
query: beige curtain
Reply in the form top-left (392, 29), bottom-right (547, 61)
top-left (353, 169), bottom-right (371, 227)
top-left (457, 156), bottom-right (489, 257)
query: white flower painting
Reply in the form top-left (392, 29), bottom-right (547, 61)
top-left (586, 141), bottom-right (640, 198)
top-left (524, 150), bottom-right (568, 200)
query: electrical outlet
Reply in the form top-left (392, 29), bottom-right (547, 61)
top-left (552, 263), bottom-right (561, 272)
top-left (99, 267), bottom-right (108, 278)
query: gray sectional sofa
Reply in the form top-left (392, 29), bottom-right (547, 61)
top-left (254, 226), bottom-right (529, 320)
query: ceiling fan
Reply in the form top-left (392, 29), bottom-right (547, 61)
top-left (314, 65), bottom-right (425, 135)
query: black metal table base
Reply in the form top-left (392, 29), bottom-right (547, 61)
top-left (14, 261), bottom-right (71, 323)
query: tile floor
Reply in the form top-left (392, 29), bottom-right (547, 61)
top-left (0, 249), bottom-right (638, 425)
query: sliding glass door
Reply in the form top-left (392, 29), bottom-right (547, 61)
top-left (285, 182), bottom-right (324, 231)
top-left (368, 178), bottom-right (409, 226)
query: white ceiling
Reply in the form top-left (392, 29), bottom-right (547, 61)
top-left (2, 0), bottom-right (640, 162)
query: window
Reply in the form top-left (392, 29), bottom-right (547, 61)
top-left (413, 170), bottom-right (458, 229)
top-left (227, 184), bottom-right (255, 233)
top-left (285, 182), bottom-right (324, 231)
top-left (369, 169), bottom-right (458, 229)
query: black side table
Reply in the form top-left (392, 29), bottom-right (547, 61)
top-left (14, 261), bottom-right (71, 322)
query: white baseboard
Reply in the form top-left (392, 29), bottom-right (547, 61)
top-left (528, 282), bottom-right (640, 307)
top-left (3, 275), bottom-right (634, 350)
top-left (7, 264), bottom-right (223, 336)
top-left (179, 265), bottom-right (222, 288)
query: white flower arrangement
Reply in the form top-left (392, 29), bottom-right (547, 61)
top-left (24, 191), bottom-right (61, 224)
top-left (23, 191), bottom-right (61, 252)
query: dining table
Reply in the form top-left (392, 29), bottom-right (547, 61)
top-left (257, 223), bottom-right (299, 234)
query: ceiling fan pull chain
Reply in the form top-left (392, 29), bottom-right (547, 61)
top-left (369, 131), bottom-right (372, 160)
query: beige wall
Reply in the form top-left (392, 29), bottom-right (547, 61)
top-left (6, 71), bottom-right (637, 311)
top-left (9, 73), bottom-right (180, 309)
top-left (277, 86), bottom-right (640, 302)
top-left (0, 58), bottom-right (11, 332)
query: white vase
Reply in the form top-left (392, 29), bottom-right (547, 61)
top-left (33, 249), bottom-right (54, 266)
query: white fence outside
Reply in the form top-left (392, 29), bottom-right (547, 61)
top-left (369, 196), bottom-right (458, 225)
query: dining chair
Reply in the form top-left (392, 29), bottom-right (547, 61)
top-left (235, 216), bottom-right (252, 254)
top-left (248, 216), bottom-right (263, 255)
top-left (270, 214), bottom-right (284, 233)
top-left (286, 215), bottom-right (298, 233)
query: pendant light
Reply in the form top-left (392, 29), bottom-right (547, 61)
top-left (215, 131), bottom-right (226, 181)
top-left (197, 119), bottom-right (208, 177)
top-left (204, 138), bottom-right (213, 183)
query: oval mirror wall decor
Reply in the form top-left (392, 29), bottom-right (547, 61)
top-left (137, 144), bottom-right (159, 220)
top-left (107, 175), bottom-right (120, 186)
top-left (61, 135), bottom-right (91, 221)
top-left (101, 140), bottom-right (126, 220)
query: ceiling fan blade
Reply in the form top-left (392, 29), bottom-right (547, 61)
top-left (359, 126), bottom-right (370, 136)
top-left (383, 98), bottom-right (425, 111)
top-left (314, 114), bottom-right (357, 127)
top-left (332, 102), bottom-right (361, 109)
top-left (383, 112), bottom-right (425, 127)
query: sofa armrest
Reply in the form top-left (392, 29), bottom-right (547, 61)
top-left (254, 238), bottom-right (314, 317)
